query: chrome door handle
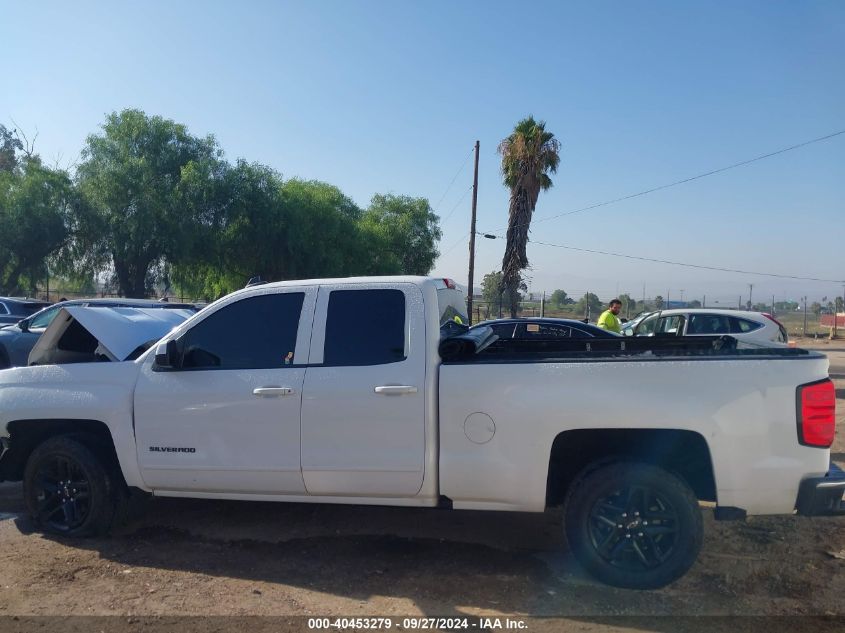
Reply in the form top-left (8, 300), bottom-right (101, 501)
top-left (253, 387), bottom-right (295, 397)
top-left (374, 385), bottom-right (418, 396)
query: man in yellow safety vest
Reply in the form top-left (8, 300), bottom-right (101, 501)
top-left (597, 299), bottom-right (623, 334)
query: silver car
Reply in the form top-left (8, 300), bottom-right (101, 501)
top-left (622, 308), bottom-right (788, 345)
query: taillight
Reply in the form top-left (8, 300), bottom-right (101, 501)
top-left (797, 379), bottom-right (836, 447)
top-left (442, 278), bottom-right (457, 289)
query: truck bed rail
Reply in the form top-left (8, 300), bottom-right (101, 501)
top-left (442, 334), bottom-right (814, 363)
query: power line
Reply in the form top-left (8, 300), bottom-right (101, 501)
top-left (502, 236), bottom-right (845, 283)
top-left (492, 128), bottom-right (845, 232)
top-left (433, 147), bottom-right (475, 212)
top-left (440, 184), bottom-right (474, 223)
top-left (440, 231), bottom-right (471, 258)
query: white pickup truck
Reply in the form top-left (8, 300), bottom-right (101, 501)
top-left (0, 276), bottom-right (842, 589)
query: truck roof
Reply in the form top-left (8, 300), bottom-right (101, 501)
top-left (245, 275), bottom-right (446, 289)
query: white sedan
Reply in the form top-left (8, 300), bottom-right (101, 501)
top-left (622, 308), bottom-right (788, 346)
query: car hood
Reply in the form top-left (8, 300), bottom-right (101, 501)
top-left (28, 306), bottom-right (194, 366)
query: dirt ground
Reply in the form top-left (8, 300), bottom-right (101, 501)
top-left (0, 341), bottom-right (844, 630)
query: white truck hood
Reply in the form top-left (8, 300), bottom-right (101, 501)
top-left (29, 306), bottom-right (194, 366)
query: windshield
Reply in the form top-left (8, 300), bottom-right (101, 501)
top-left (29, 305), bottom-right (62, 329)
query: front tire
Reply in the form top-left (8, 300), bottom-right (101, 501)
top-left (23, 435), bottom-right (124, 537)
top-left (564, 461), bottom-right (703, 589)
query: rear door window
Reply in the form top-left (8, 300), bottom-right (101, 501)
top-left (324, 289), bottom-right (406, 366)
top-left (688, 314), bottom-right (731, 335)
top-left (516, 323), bottom-right (573, 338)
top-left (730, 317), bottom-right (763, 333)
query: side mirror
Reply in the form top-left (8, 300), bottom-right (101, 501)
top-left (18, 319), bottom-right (29, 333)
top-left (154, 340), bottom-right (181, 369)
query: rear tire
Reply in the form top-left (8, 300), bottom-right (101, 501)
top-left (563, 461), bottom-right (702, 589)
top-left (23, 435), bottom-right (125, 537)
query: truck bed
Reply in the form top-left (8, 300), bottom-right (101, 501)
top-left (442, 333), bottom-right (816, 363)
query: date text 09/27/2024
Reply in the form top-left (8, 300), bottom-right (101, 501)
top-left (307, 617), bottom-right (529, 630)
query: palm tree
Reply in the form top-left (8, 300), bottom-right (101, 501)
top-left (498, 116), bottom-right (561, 317)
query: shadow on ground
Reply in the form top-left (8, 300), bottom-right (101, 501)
top-left (2, 483), bottom-right (844, 621)
top-left (0, 486), bottom-right (733, 618)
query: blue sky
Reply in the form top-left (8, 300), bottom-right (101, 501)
top-left (3, 0), bottom-right (844, 303)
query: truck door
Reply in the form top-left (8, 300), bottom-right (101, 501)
top-left (300, 283), bottom-right (427, 497)
top-left (134, 287), bottom-right (316, 494)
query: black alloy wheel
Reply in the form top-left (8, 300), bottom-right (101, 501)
top-left (24, 435), bottom-right (124, 537)
top-left (587, 484), bottom-right (680, 571)
top-left (564, 461), bottom-right (703, 589)
top-left (32, 454), bottom-right (93, 533)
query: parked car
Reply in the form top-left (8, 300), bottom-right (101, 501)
top-left (621, 309), bottom-right (788, 345)
top-left (0, 298), bottom-right (199, 369)
top-left (473, 317), bottom-right (621, 339)
top-left (0, 297), bottom-right (52, 326)
top-left (0, 276), bottom-right (839, 591)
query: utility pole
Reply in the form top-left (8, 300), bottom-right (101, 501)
top-left (772, 295), bottom-right (775, 316)
top-left (738, 296), bottom-right (742, 309)
top-left (466, 140), bottom-right (480, 325)
top-left (803, 296), bottom-right (808, 337)
top-left (703, 295), bottom-right (706, 309)
top-left (748, 283), bottom-right (753, 310)
top-left (541, 290), bottom-right (545, 317)
top-left (834, 285), bottom-right (842, 339)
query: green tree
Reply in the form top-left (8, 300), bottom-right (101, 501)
top-left (498, 116), bottom-right (561, 317)
top-left (480, 270), bottom-right (526, 317)
top-left (575, 292), bottom-right (603, 319)
top-left (360, 194), bottom-right (441, 275)
top-left (688, 299), bottom-right (702, 309)
top-left (550, 289), bottom-right (570, 307)
top-left (481, 271), bottom-right (504, 317)
top-left (73, 109), bottom-right (223, 297)
top-left (811, 302), bottom-right (822, 316)
top-left (836, 297), bottom-right (844, 312)
top-left (0, 125), bottom-right (24, 174)
top-left (173, 164), bottom-right (369, 298)
top-left (0, 157), bottom-right (72, 294)
top-left (653, 295), bottom-right (665, 310)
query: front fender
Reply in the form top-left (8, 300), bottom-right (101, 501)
top-left (0, 362), bottom-right (147, 489)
